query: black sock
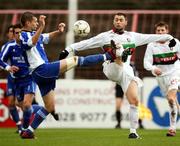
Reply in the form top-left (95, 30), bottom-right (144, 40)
top-left (116, 110), bottom-right (122, 124)
top-left (51, 111), bottom-right (59, 121)
top-left (138, 119), bottom-right (144, 128)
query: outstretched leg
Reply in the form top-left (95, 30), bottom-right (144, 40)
top-left (60, 52), bottom-right (113, 74)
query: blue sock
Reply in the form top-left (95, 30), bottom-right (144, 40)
top-left (105, 52), bottom-right (112, 60)
top-left (78, 53), bottom-right (111, 66)
top-left (32, 104), bottom-right (43, 114)
top-left (9, 107), bottom-right (20, 123)
top-left (23, 107), bottom-right (32, 129)
top-left (30, 107), bottom-right (49, 130)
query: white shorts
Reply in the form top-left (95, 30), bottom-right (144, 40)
top-left (156, 71), bottom-right (179, 96)
top-left (102, 61), bottom-right (143, 93)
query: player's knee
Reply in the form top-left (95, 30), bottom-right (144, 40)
top-left (72, 56), bottom-right (78, 64)
top-left (128, 96), bottom-right (139, 106)
top-left (64, 56), bottom-right (79, 71)
top-left (73, 56), bottom-right (78, 61)
top-left (23, 100), bottom-right (32, 109)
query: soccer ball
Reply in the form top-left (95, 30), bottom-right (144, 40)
top-left (73, 20), bottom-right (90, 37)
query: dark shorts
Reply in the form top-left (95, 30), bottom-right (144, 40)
top-left (14, 76), bottom-right (36, 102)
top-left (32, 61), bottom-right (60, 97)
top-left (6, 75), bottom-right (15, 96)
top-left (115, 84), bottom-right (124, 98)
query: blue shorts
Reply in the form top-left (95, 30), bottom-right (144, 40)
top-left (6, 75), bottom-right (15, 96)
top-left (14, 75), bottom-right (36, 102)
top-left (32, 61), bottom-right (60, 97)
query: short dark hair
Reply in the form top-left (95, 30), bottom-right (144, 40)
top-left (114, 13), bottom-right (127, 20)
top-left (6, 25), bottom-right (14, 33)
top-left (20, 11), bottom-right (34, 26)
top-left (13, 23), bottom-right (22, 33)
top-left (155, 21), bottom-right (169, 30)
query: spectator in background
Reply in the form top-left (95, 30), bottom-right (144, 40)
top-left (144, 21), bottom-right (180, 136)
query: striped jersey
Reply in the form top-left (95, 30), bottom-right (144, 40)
top-left (144, 38), bottom-right (180, 76)
top-left (20, 31), bottom-right (50, 70)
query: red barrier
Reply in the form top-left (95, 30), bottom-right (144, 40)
top-left (0, 80), bottom-right (16, 128)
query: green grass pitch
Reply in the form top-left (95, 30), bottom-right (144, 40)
top-left (0, 128), bottom-right (179, 146)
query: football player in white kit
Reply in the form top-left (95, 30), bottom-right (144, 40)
top-left (59, 13), bottom-right (176, 139)
top-left (144, 21), bottom-right (180, 137)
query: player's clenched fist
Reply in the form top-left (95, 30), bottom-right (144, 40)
top-left (39, 15), bottom-right (46, 27)
top-left (58, 23), bottom-right (66, 33)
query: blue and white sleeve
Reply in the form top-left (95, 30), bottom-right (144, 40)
top-left (20, 31), bottom-right (34, 50)
top-left (0, 46), bottom-right (10, 70)
top-left (42, 33), bottom-right (50, 44)
top-left (0, 59), bottom-right (10, 70)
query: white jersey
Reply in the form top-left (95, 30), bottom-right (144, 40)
top-left (144, 38), bottom-right (180, 76)
top-left (66, 30), bottom-right (173, 65)
top-left (66, 30), bottom-right (173, 93)
top-left (144, 38), bottom-right (180, 95)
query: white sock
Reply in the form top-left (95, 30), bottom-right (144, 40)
top-left (103, 54), bottom-right (107, 61)
top-left (169, 102), bottom-right (177, 130)
top-left (16, 121), bottom-right (21, 125)
top-left (28, 126), bottom-right (34, 132)
top-left (129, 104), bottom-right (139, 133)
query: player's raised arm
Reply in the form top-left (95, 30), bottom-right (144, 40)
top-left (31, 15), bottom-right (46, 45)
top-left (59, 32), bottom-right (106, 60)
top-left (49, 23), bottom-right (66, 40)
top-left (20, 12), bottom-right (45, 47)
top-left (132, 32), bottom-right (175, 47)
